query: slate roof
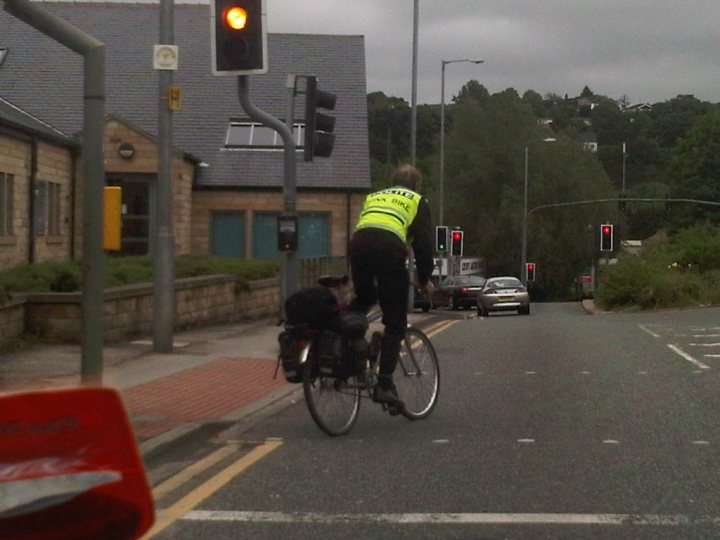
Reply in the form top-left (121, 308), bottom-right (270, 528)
top-left (0, 96), bottom-right (75, 146)
top-left (0, 2), bottom-right (370, 191)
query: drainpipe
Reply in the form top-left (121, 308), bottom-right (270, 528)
top-left (28, 137), bottom-right (37, 263)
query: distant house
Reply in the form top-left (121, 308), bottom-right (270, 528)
top-left (0, 2), bottom-right (370, 269)
top-left (622, 103), bottom-right (653, 114)
top-left (579, 131), bottom-right (598, 153)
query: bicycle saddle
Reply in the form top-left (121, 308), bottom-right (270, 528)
top-left (318, 274), bottom-right (350, 288)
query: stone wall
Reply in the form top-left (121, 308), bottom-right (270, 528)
top-left (0, 275), bottom-right (279, 345)
top-left (0, 296), bottom-right (27, 346)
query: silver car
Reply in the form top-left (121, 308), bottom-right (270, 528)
top-left (477, 276), bottom-right (530, 316)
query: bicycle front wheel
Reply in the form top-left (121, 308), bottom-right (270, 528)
top-left (395, 326), bottom-right (440, 420)
top-left (303, 361), bottom-right (361, 436)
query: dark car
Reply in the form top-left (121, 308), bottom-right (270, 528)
top-left (435, 275), bottom-right (486, 310)
top-left (413, 286), bottom-right (433, 312)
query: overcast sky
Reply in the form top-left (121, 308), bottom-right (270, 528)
top-left (260, 0), bottom-right (720, 106)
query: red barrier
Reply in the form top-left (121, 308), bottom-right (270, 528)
top-left (0, 387), bottom-right (154, 539)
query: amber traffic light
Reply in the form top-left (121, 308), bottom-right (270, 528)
top-left (210, 0), bottom-right (267, 75)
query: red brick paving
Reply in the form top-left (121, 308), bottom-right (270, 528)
top-left (122, 357), bottom-right (288, 439)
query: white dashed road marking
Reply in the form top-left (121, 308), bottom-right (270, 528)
top-left (667, 344), bottom-right (710, 370)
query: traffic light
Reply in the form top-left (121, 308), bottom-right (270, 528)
top-left (600, 223), bottom-right (614, 251)
top-left (526, 262), bottom-right (536, 282)
top-left (435, 226), bottom-right (448, 252)
top-left (451, 229), bottom-right (464, 256)
top-left (304, 76), bottom-right (337, 161)
top-left (210, 0), bottom-right (267, 75)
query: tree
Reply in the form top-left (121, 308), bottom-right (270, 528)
top-left (668, 109), bottom-right (720, 227)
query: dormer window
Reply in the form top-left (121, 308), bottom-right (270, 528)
top-left (225, 121), bottom-right (304, 150)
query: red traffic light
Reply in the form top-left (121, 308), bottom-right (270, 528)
top-left (600, 223), bottom-right (614, 251)
top-left (527, 263), bottom-right (534, 271)
top-left (452, 232), bottom-right (461, 241)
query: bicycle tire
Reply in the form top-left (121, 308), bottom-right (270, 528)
top-left (303, 352), bottom-right (361, 437)
top-left (395, 326), bottom-right (440, 420)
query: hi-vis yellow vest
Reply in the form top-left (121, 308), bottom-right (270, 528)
top-left (355, 186), bottom-right (421, 243)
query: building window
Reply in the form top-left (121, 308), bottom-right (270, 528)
top-left (225, 121), bottom-right (304, 149)
top-left (0, 172), bottom-right (13, 236)
top-left (34, 180), bottom-right (61, 236)
top-left (210, 211), bottom-right (246, 258)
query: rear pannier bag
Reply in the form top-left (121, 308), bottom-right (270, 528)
top-left (284, 287), bottom-right (341, 332)
top-left (277, 329), bottom-right (304, 383)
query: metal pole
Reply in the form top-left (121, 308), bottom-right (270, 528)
top-left (153, 0), bottom-right (175, 352)
top-left (521, 146), bottom-right (528, 285)
top-left (282, 75), bottom-right (298, 310)
top-left (237, 76), bottom-right (298, 304)
top-left (407, 0), bottom-right (419, 311)
top-left (410, 0), bottom-right (418, 166)
top-left (3, 0), bottom-right (108, 383)
top-left (621, 142), bottom-right (626, 193)
top-left (438, 61), bottom-right (446, 283)
top-left (439, 60), bottom-right (446, 227)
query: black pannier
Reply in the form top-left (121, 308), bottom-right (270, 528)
top-left (280, 288), bottom-right (370, 380)
top-left (315, 330), bottom-right (370, 379)
top-left (277, 329), bottom-right (304, 383)
top-left (284, 287), bottom-right (342, 332)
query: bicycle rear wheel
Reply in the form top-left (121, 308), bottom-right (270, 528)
top-left (303, 360), bottom-right (361, 436)
top-left (395, 326), bottom-right (440, 419)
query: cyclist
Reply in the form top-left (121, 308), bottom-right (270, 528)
top-left (348, 164), bottom-right (434, 410)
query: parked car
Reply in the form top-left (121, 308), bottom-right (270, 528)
top-left (477, 276), bottom-right (530, 316)
top-left (435, 275), bottom-right (486, 310)
top-left (413, 286), bottom-right (433, 312)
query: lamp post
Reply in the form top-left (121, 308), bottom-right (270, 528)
top-left (521, 138), bottom-right (556, 285)
top-left (439, 58), bottom-right (484, 226)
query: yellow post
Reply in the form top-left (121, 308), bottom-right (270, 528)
top-left (103, 186), bottom-right (122, 251)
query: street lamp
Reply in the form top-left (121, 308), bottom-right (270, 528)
top-left (439, 57), bottom-right (484, 226)
top-left (521, 138), bottom-right (556, 285)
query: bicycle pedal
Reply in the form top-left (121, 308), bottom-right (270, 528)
top-left (387, 404), bottom-right (402, 416)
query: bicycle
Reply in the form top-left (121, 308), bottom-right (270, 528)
top-left (281, 275), bottom-right (440, 437)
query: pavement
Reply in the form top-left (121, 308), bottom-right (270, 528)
top-left (0, 312), bottom-right (428, 461)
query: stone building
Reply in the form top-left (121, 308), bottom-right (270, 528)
top-left (0, 2), bottom-right (370, 269)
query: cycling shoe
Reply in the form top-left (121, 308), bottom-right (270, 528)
top-left (372, 385), bottom-right (404, 410)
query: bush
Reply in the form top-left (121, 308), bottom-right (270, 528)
top-left (0, 255), bottom-right (279, 294)
top-left (596, 224), bottom-right (720, 311)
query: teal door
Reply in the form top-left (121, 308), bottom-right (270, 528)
top-left (211, 211), bottom-right (245, 257)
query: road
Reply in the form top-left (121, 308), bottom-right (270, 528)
top-left (145, 303), bottom-right (720, 539)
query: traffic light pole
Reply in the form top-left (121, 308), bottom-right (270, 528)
top-left (237, 75), bottom-right (298, 310)
top-left (4, 0), bottom-right (106, 383)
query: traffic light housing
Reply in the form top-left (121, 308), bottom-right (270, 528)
top-left (435, 226), bottom-right (448, 252)
top-left (526, 262), bottom-right (536, 282)
top-left (451, 229), bottom-right (464, 256)
top-left (304, 76), bottom-right (337, 161)
top-left (210, 0), bottom-right (267, 75)
top-left (600, 223), bottom-right (614, 251)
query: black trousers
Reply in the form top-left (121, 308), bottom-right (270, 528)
top-left (348, 229), bottom-right (408, 376)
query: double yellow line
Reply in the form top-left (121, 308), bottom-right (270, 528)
top-left (144, 440), bottom-right (283, 538)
